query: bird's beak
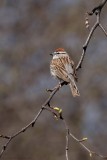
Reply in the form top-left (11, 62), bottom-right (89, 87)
top-left (50, 52), bottom-right (54, 56)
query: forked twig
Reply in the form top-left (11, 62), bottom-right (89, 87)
top-left (99, 24), bottom-right (107, 37)
top-left (76, 0), bottom-right (107, 71)
top-left (62, 118), bottom-right (107, 159)
top-left (0, 108), bottom-right (44, 158)
top-left (63, 120), bottom-right (69, 160)
top-left (0, 81), bottom-right (66, 158)
top-left (0, 0), bottom-right (107, 160)
top-left (76, 13), bottom-right (99, 70)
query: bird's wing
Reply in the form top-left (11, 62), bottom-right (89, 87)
top-left (64, 56), bottom-right (78, 81)
top-left (51, 56), bottom-right (73, 82)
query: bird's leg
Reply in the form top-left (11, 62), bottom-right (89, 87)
top-left (59, 80), bottom-right (68, 86)
top-left (59, 80), bottom-right (62, 88)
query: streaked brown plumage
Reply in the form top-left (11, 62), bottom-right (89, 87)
top-left (50, 48), bottom-right (80, 97)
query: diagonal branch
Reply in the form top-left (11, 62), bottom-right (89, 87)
top-left (99, 23), bottom-right (107, 37)
top-left (63, 119), bottom-right (69, 160)
top-left (76, 12), bottom-right (100, 71)
top-left (62, 117), bottom-right (107, 160)
top-left (76, 0), bottom-right (107, 71)
top-left (0, 81), bottom-right (107, 160)
top-left (0, 1), bottom-right (107, 160)
top-left (0, 108), bottom-right (44, 158)
top-left (0, 81), bottom-right (66, 159)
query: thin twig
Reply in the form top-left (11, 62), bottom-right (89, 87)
top-left (76, 0), bottom-right (107, 71)
top-left (76, 13), bottom-right (100, 70)
top-left (0, 108), bottom-right (44, 158)
top-left (62, 117), bottom-right (107, 159)
top-left (99, 24), bottom-right (107, 37)
top-left (69, 130), bottom-right (107, 159)
top-left (0, 81), bottom-right (66, 159)
top-left (63, 119), bottom-right (69, 160)
top-left (0, 1), bottom-right (107, 159)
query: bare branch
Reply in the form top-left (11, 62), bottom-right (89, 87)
top-left (0, 81), bottom-right (66, 159)
top-left (0, 1), bottom-right (107, 160)
top-left (0, 108), bottom-right (44, 158)
top-left (76, 0), bottom-right (107, 71)
top-left (99, 23), bottom-right (107, 37)
top-left (1, 80), bottom-right (107, 159)
top-left (76, 13), bottom-right (99, 70)
top-left (62, 118), bottom-right (107, 159)
top-left (63, 119), bottom-right (69, 160)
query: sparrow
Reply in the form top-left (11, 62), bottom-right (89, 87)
top-left (50, 48), bottom-right (80, 97)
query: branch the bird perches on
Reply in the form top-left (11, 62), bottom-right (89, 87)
top-left (0, 0), bottom-right (107, 159)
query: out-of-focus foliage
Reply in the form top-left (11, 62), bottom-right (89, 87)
top-left (0, 0), bottom-right (107, 160)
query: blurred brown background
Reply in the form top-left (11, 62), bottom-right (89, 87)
top-left (0, 0), bottom-right (107, 160)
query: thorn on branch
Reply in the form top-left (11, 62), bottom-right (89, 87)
top-left (3, 146), bottom-right (6, 151)
top-left (32, 122), bottom-right (35, 127)
top-left (0, 1), bottom-right (107, 159)
top-left (22, 128), bottom-right (26, 132)
top-left (66, 147), bottom-right (68, 151)
top-left (0, 134), bottom-right (10, 139)
top-left (83, 45), bottom-right (87, 51)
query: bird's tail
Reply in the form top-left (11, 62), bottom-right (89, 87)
top-left (69, 80), bottom-right (80, 97)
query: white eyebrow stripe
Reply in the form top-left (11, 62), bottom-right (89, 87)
top-left (55, 51), bottom-right (66, 54)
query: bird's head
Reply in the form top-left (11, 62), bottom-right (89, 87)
top-left (50, 48), bottom-right (67, 56)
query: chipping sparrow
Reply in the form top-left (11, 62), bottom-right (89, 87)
top-left (50, 48), bottom-right (80, 97)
